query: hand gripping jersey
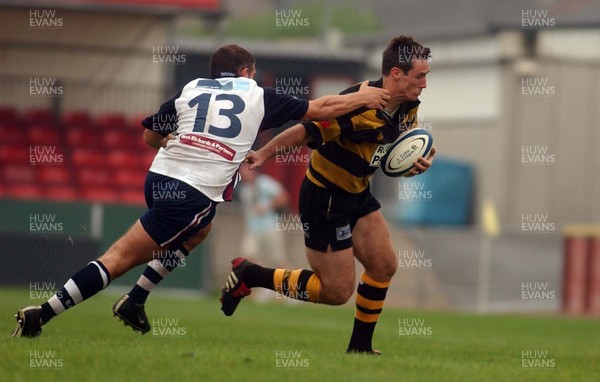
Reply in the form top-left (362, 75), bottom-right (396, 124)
top-left (302, 78), bottom-right (420, 194)
top-left (142, 77), bottom-right (308, 202)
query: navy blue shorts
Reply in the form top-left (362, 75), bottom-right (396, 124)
top-left (140, 171), bottom-right (217, 248)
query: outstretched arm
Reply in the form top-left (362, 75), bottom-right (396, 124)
top-left (246, 124), bottom-right (311, 170)
top-left (303, 81), bottom-right (389, 120)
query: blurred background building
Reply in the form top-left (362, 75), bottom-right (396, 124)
top-left (1, 0), bottom-right (599, 314)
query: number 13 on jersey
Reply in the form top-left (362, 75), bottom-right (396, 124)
top-left (188, 93), bottom-right (245, 138)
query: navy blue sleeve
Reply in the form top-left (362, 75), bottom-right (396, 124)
top-left (259, 87), bottom-right (309, 131)
top-left (141, 90), bottom-right (182, 136)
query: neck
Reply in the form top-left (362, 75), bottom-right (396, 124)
top-left (382, 76), bottom-right (410, 112)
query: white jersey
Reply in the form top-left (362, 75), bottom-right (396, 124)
top-left (143, 77), bottom-right (308, 202)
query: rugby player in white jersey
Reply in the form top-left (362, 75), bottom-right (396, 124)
top-left (11, 44), bottom-right (389, 337)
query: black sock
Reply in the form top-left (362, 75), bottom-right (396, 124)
top-left (40, 260), bottom-right (111, 324)
top-left (348, 320), bottom-right (378, 351)
top-left (128, 246), bottom-right (190, 304)
top-left (347, 272), bottom-right (389, 351)
top-left (243, 264), bottom-right (275, 289)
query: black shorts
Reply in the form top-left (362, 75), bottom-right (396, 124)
top-left (298, 177), bottom-right (381, 252)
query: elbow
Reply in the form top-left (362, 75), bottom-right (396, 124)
top-left (143, 130), bottom-right (153, 145)
top-left (143, 129), bottom-right (162, 148)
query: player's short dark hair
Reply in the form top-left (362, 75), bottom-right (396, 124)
top-left (382, 36), bottom-right (431, 75)
top-left (210, 44), bottom-right (256, 78)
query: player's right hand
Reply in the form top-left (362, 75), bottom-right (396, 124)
top-left (358, 80), bottom-right (390, 110)
top-left (245, 150), bottom-right (264, 170)
top-left (404, 146), bottom-right (436, 178)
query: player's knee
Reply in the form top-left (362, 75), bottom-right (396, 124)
top-left (184, 224), bottom-right (211, 250)
top-left (325, 282), bottom-right (354, 305)
top-left (368, 251), bottom-right (397, 282)
top-left (327, 292), bottom-right (352, 306)
top-left (384, 252), bottom-right (398, 279)
top-left (99, 242), bottom-right (148, 279)
top-left (98, 252), bottom-right (130, 280)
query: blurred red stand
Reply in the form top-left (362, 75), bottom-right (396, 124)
top-left (563, 225), bottom-right (600, 316)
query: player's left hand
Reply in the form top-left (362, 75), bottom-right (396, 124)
top-left (245, 150), bottom-right (265, 170)
top-left (358, 80), bottom-right (390, 110)
top-left (404, 146), bottom-right (436, 178)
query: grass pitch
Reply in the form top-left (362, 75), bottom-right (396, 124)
top-left (1, 288), bottom-right (599, 382)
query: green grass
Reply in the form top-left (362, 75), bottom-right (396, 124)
top-left (1, 288), bottom-right (599, 382)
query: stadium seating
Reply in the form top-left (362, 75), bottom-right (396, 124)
top-left (66, 128), bottom-right (96, 147)
top-left (2, 164), bottom-right (37, 183)
top-left (45, 185), bottom-right (79, 202)
top-left (4, 183), bottom-right (45, 200)
top-left (28, 125), bottom-right (62, 145)
top-left (0, 107), bottom-right (153, 206)
top-left (62, 110), bottom-right (91, 128)
top-left (38, 166), bottom-right (72, 185)
top-left (81, 187), bottom-right (122, 204)
top-left (23, 108), bottom-right (57, 126)
top-left (96, 113), bottom-right (127, 129)
top-left (72, 148), bottom-right (108, 168)
top-left (1, 124), bottom-right (27, 145)
top-left (0, 106), bottom-right (19, 124)
top-left (0, 146), bottom-right (29, 164)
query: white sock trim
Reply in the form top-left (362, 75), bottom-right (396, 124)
top-left (137, 275), bottom-right (156, 291)
top-left (175, 249), bottom-right (186, 262)
top-left (48, 295), bottom-right (66, 314)
top-left (149, 259), bottom-right (169, 277)
top-left (64, 279), bottom-right (83, 304)
top-left (89, 261), bottom-right (109, 289)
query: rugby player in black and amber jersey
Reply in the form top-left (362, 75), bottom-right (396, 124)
top-left (221, 36), bottom-right (437, 355)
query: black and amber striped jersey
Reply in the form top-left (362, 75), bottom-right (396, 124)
top-left (302, 78), bottom-right (420, 194)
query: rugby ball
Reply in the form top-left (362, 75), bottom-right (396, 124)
top-left (380, 128), bottom-right (433, 177)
